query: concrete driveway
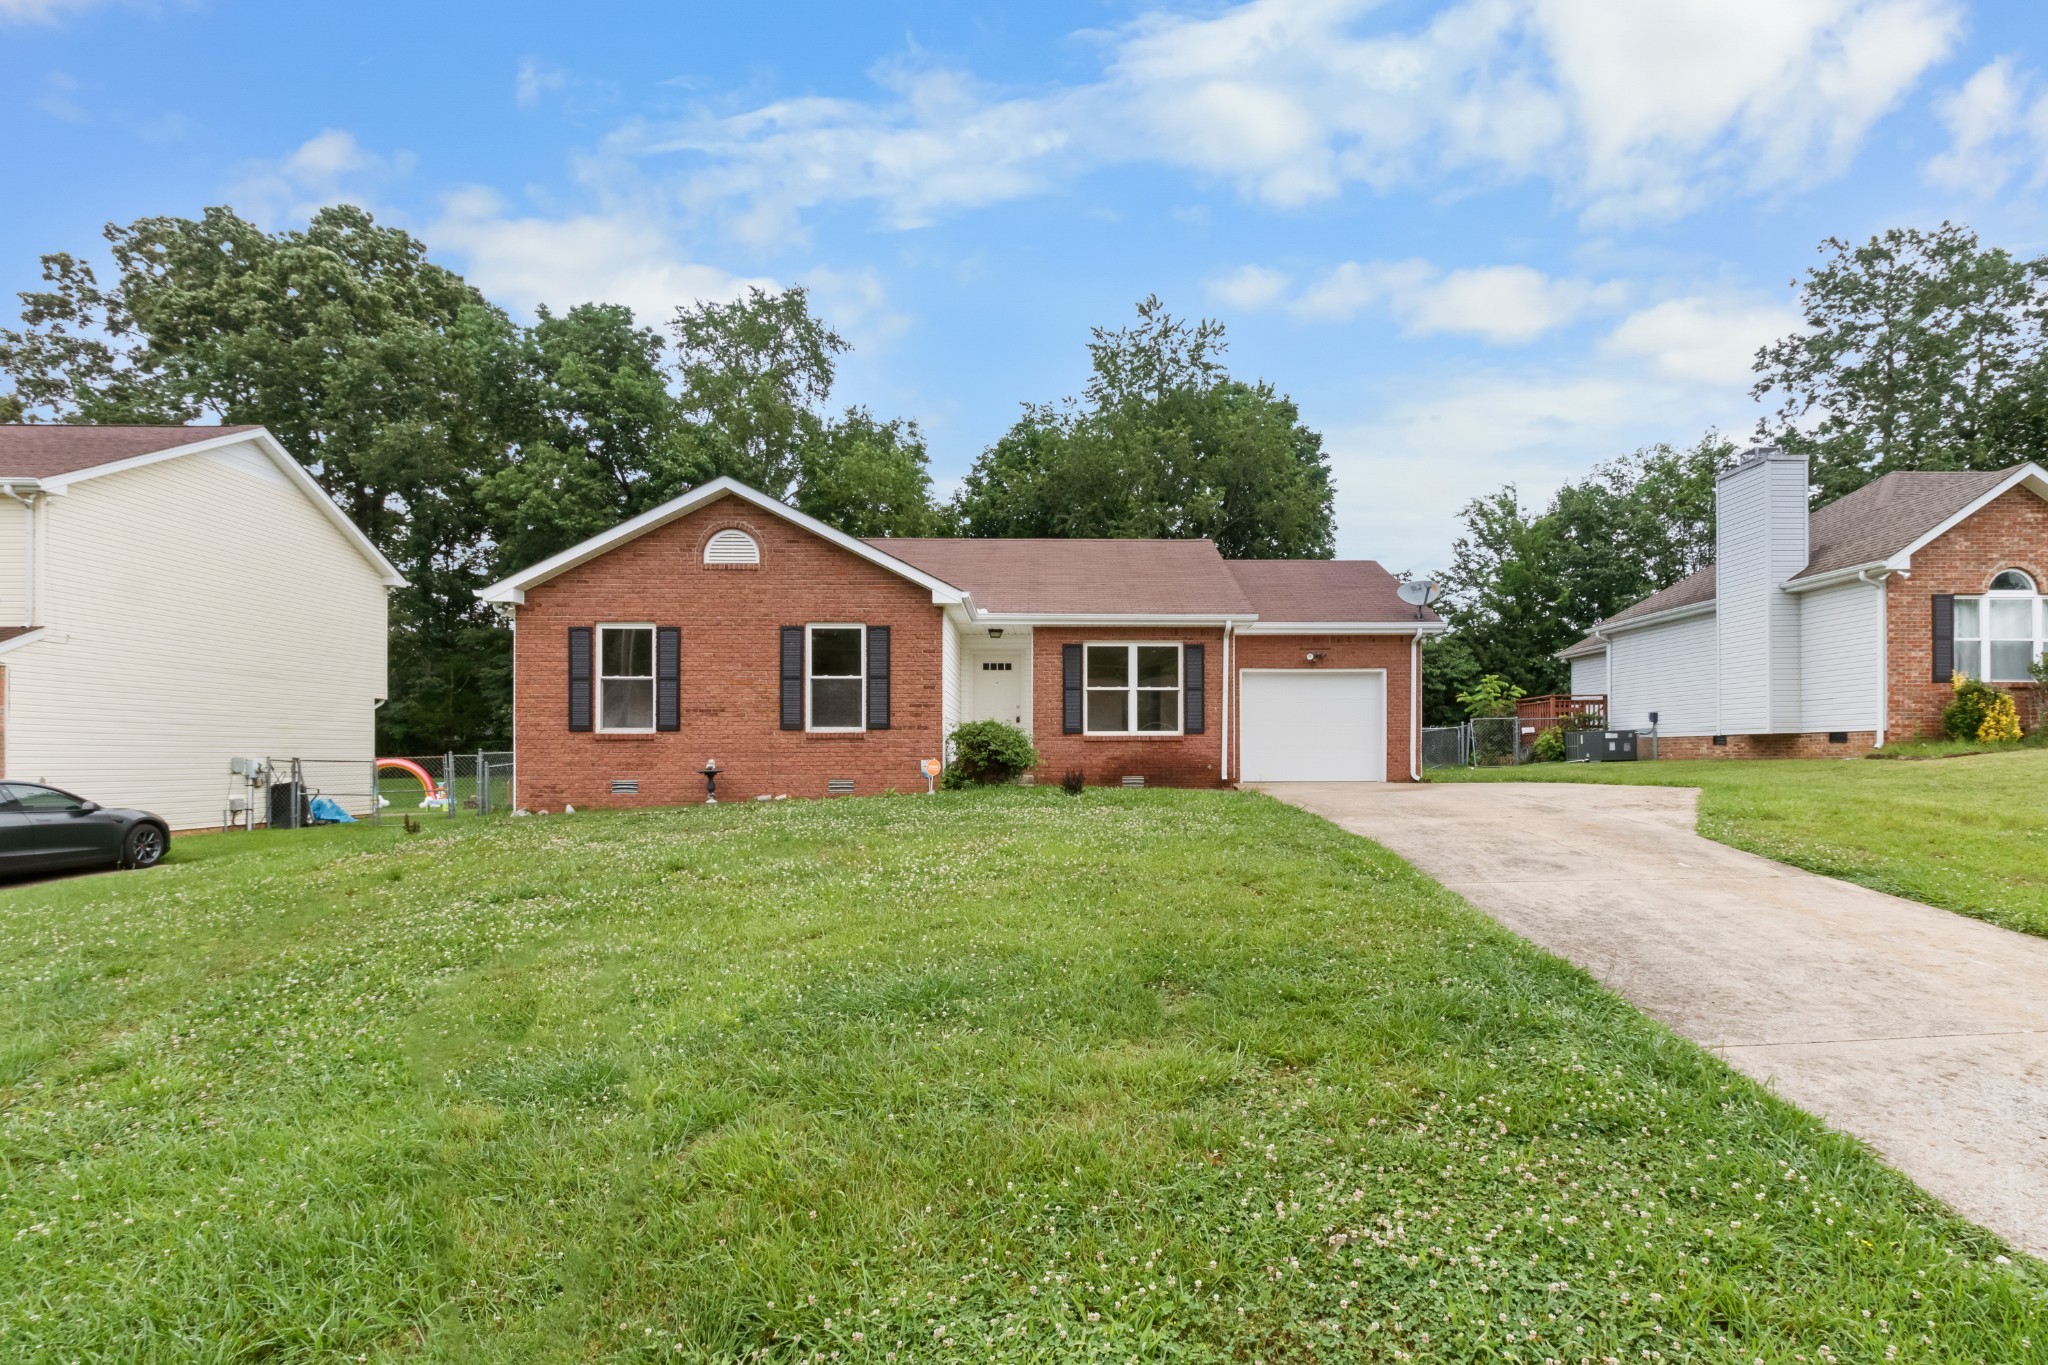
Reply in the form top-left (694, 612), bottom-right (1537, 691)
top-left (1254, 780), bottom-right (2048, 1258)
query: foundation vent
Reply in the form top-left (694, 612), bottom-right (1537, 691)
top-left (610, 779), bottom-right (639, 795)
top-left (827, 778), bottom-right (855, 795)
top-left (1120, 775), bottom-right (1145, 788)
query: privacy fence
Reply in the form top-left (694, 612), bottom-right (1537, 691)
top-left (225, 752), bottom-right (515, 830)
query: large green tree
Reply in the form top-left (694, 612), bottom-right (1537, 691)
top-left (952, 297), bottom-right (1336, 558)
top-left (670, 285), bottom-right (846, 500)
top-left (1754, 223), bottom-right (2048, 502)
top-left (795, 407), bottom-right (944, 538)
top-left (1423, 435), bottom-right (1731, 723)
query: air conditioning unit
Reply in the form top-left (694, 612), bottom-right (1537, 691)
top-left (1565, 730), bottom-right (1637, 762)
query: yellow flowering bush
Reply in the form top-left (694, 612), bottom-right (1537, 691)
top-left (1977, 689), bottom-right (2023, 742)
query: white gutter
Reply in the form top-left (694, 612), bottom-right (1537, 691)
top-left (1859, 568), bottom-right (1891, 748)
top-left (0, 481), bottom-right (39, 627)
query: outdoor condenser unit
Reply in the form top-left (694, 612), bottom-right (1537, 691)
top-left (1565, 730), bottom-right (1638, 763)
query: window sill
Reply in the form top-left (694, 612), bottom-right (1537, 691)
top-left (804, 730), bottom-right (871, 740)
top-left (1078, 732), bottom-right (1190, 740)
top-left (593, 731), bottom-right (658, 741)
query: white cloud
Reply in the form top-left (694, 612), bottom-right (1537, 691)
top-left (517, 58), bottom-right (567, 111)
top-left (230, 130), bottom-right (417, 226)
top-left (624, 0), bottom-right (1960, 242)
top-left (1923, 57), bottom-right (2048, 193)
top-left (1206, 264), bottom-right (1293, 310)
top-left (429, 187), bottom-right (771, 326)
top-left (1291, 260), bottom-right (1624, 343)
top-left (0, 0), bottom-right (100, 21)
top-left (1600, 293), bottom-right (1804, 387)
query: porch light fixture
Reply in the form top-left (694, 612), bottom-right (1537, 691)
top-left (988, 628), bottom-right (1004, 638)
top-left (1305, 651), bottom-right (1328, 665)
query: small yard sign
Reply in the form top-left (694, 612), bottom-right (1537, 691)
top-left (920, 758), bottom-right (942, 794)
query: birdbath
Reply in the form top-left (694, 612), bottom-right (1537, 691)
top-left (696, 759), bottom-right (722, 804)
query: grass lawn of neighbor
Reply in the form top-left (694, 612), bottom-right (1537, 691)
top-left (1434, 747), bottom-right (2048, 939)
top-left (3, 789), bottom-right (2043, 1362)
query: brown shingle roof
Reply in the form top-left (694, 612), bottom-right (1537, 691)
top-left (869, 537), bottom-right (1257, 615)
top-left (1567, 463), bottom-right (2039, 656)
top-left (0, 424), bottom-right (260, 479)
top-left (1225, 558), bottom-right (1438, 623)
top-left (1791, 467), bottom-right (2016, 579)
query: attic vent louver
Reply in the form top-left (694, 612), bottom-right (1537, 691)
top-left (704, 529), bottom-right (760, 565)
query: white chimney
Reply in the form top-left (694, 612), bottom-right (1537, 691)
top-left (1714, 446), bottom-right (1809, 733)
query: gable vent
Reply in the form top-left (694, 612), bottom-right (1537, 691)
top-left (827, 778), bottom-right (855, 795)
top-left (610, 779), bottom-right (640, 795)
top-left (704, 529), bottom-right (761, 565)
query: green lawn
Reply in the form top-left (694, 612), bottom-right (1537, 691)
top-left (1435, 748), bottom-right (2048, 938)
top-left (3, 791), bottom-right (2042, 1362)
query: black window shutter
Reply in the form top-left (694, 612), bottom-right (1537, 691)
top-left (1931, 594), bottom-right (1954, 682)
top-left (1183, 643), bottom-right (1205, 734)
top-left (655, 627), bottom-right (681, 731)
top-left (780, 627), bottom-right (805, 731)
top-left (567, 627), bottom-right (593, 732)
top-left (866, 625), bottom-right (891, 730)
top-left (1062, 644), bottom-right (1083, 734)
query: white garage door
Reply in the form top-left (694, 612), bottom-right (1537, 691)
top-left (1239, 669), bottom-right (1387, 782)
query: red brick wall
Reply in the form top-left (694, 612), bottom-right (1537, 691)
top-left (513, 503), bottom-right (945, 807)
top-left (1885, 485), bottom-right (2047, 740)
top-left (1029, 628), bottom-right (1228, 787)
top-left (1230, 633), bottom-right (1420, 782)
top-left (1657, 731), bottom-right (1876, 760)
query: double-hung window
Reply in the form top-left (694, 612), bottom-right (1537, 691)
top-left (808, 624), bottom-right (865, 730)
top-left (598, 624), bottom-right (656, 731)
top-left (1084, 643), bottom-right (1181, 734)
top-left (1954, 571), bottom-right (2043, 683)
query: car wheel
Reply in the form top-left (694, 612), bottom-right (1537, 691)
top-left (124, 823), bottom-right (167, 870)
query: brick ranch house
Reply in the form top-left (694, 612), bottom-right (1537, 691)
top-left (1560, 448), bottom-right (2048, 757)
top-left (478, 478), bottom-right (1443, 807)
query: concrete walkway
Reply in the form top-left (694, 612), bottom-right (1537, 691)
top-left (1254, 780), bottom-right (2048, 1257)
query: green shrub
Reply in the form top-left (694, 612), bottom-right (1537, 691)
top-left (1530, 726), bottom-right (1566, 762)
top-left (1941, 673), bottom-right (2011, 741)
top-left (1456, 673), bottom-right (1525, 718)
top-left (1060, 768), bottom-right (1086, 795)
top-left (946, 720), bottom-right (1039, 785)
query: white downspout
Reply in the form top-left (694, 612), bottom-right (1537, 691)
top-left (1409, 633), bottom-right (1420, 781)
top-left (0, 483), bottom-right (37, 627)
top-left (1859, 568), bottom-right (1890, 748)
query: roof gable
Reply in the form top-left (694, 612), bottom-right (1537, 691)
top-left (1224, 558), bottom-right (1439, 625)
top-left (478, 479), bottom-right (969, 606)
top-left (1792, 466), bottom-right (2041, 580)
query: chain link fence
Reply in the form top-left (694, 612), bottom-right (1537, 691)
top-left (227, 751), bottom-right (516, 830)
top-left (1421, 720), bottom-right (1656, 770)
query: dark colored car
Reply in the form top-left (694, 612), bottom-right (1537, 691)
top-left (0, 782), bottom-right (169, 878)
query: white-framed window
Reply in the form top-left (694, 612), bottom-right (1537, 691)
top-left (807, 624), bottom-right (865, 730)
top-left (598, 624), bottom-right (656, 731)
top-left (1084, 642), bottom-right (1182, 734)
top-left (704, 528), bottom-right (760, 565)
top-left (1954, 570), bottom-right (2043, 683)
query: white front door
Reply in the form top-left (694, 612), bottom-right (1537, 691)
top-left (967, 653), bottom-right (1027, 728)
top-left (1239, 669), bottom-right (1387, 781)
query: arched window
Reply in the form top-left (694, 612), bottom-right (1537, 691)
top-left (703, 529), bottom-right (760, 566)
top-left (1957, 569), bottom-right (2044, 682)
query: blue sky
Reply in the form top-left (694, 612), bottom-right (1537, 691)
top-left (6, 0), bottom-right (2047, 572)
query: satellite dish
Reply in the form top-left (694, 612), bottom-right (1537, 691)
top-left (1397, 578), bottom-right (1443, 609)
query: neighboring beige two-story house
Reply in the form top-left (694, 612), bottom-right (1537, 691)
top-left (0, 425), bottom-right (403, 829)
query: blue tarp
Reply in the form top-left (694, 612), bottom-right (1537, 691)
top-left (309, 795), bottom-right (356, 824)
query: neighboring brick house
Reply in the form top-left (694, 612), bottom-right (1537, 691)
top-left (478, 478), bottom-right (1442, 807)
top-left (1560, 449), bottom-right (2048, 756)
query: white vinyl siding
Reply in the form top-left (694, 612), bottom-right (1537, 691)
top-left (1569, 651), bottom-right (1607, 697)
top-left (0, 495), bottom-right (28, 627)
top-left (1609, 612), bottom-right (1719, 735)
top-left (1797, 578), bottom-right (1882, 732)
top-left (2, 440), bottom-right (390, 830)
top-left (940, 612), bottom-right (961, 745)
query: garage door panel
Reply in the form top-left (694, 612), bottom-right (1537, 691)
top-left (1239, 670), bottom-right (1385, 782)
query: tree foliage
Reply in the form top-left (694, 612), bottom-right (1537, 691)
top-left (1754, 223), bottom-right (2048, 503)
top-left (952, 297), bottom-right (1336, 558)
top-left (1423, 435), bottom-right (1732, 723)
